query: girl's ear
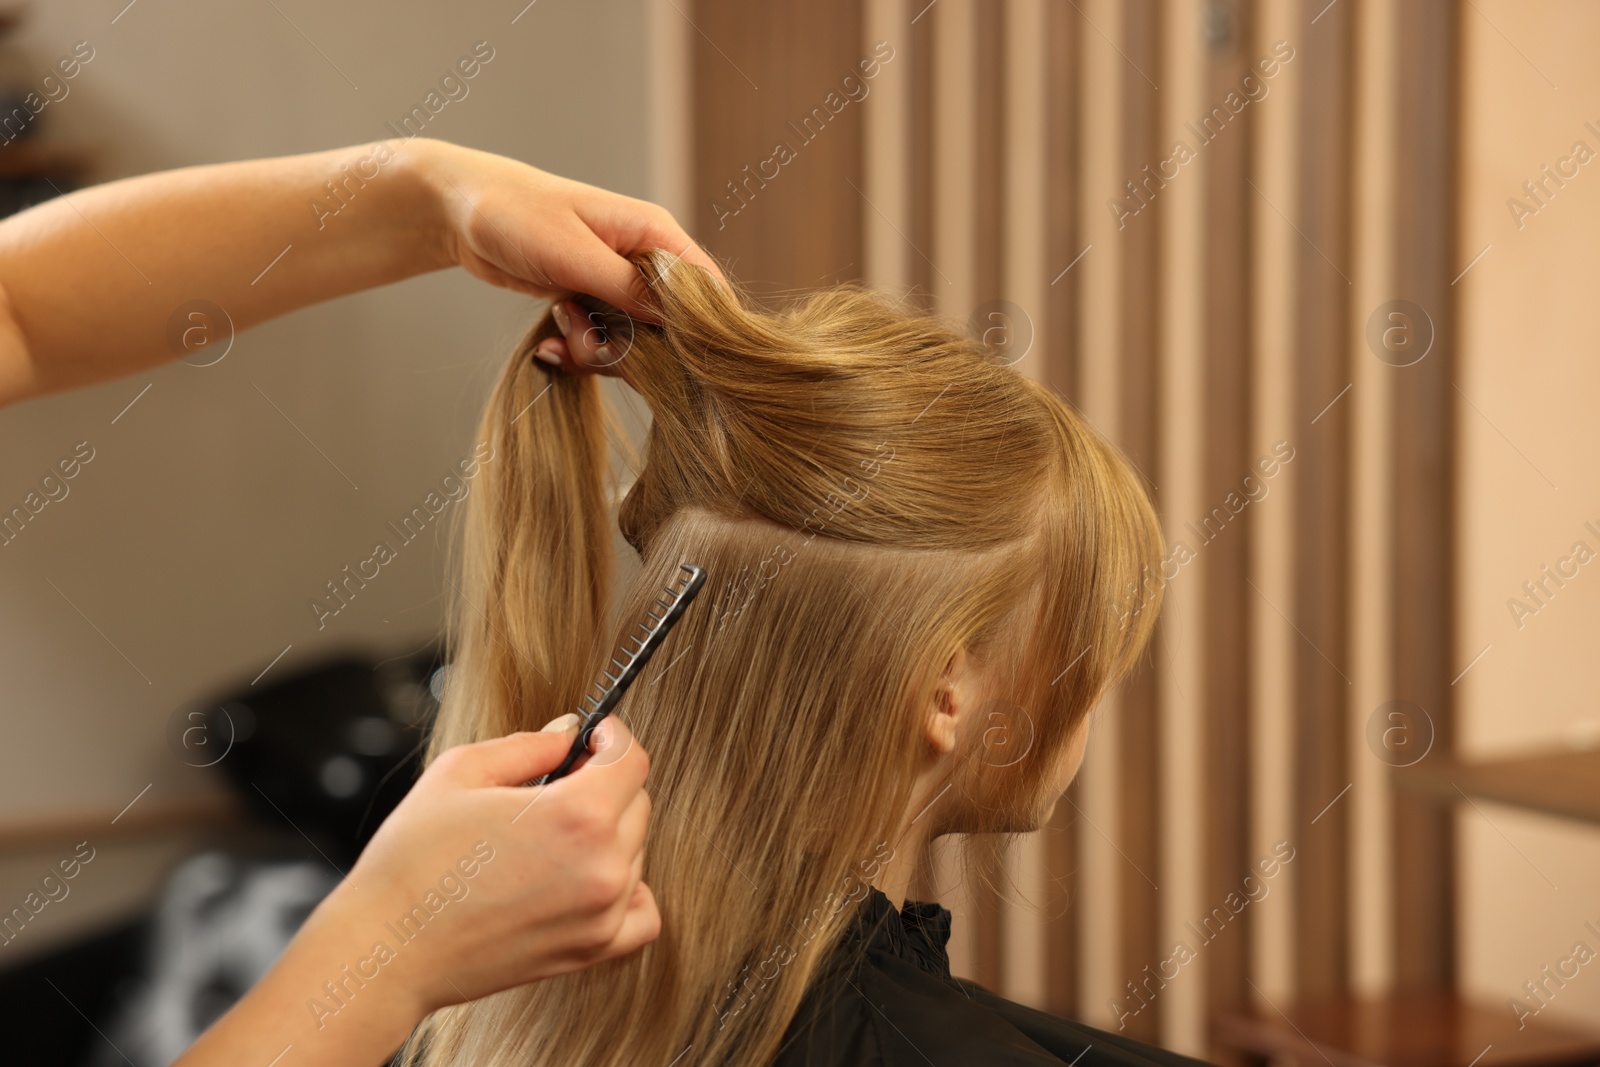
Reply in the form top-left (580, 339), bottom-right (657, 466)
top-left (922, 647), bottom-right (973, 755)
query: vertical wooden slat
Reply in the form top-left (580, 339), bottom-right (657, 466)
top-left (974, 3), bottom-right (1006, 306)
top-left (1348, 0), bottom-right (1399, 999)
top-left (908, 7), bottom-right (936, 309)
top-left (1044, 785), bottom-right (1081, 1016)
top-left (1042, 2), bottom-right (1082, 406)
top-left (647, 0), bottom-right (693, 222)
top-left (1155, 0), bottom-right (1205, 1049)
top-left (968, 0), bottom-right (1008, 995)
top-left (1200, 0), bottom-right (1258, 1021)
top-left (928, 0), bottom-right (981, 981)
top-left (1041, 0), bottom-right (1083, 1019)
top-left (1247, 0), bottom-right (1301, 1009)
top-left (1291, 0), bottom-right (1356, 1001)
top-left (1076, 0), bottom-right (1129, 1029)
top-left (902, 6), bottom-right (938, 909)
top-left (1390, 0), bottom-right (1459, 994)
top-left (862, 0), bottom-right (912, 294)
top-left (691, 0), bottom-right (866, 298)
top-left (1116, 0), bottom-right (1165, 1044)
top-left (1001, 0), bottom-right (1052, 1008)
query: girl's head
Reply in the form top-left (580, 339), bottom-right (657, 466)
top-left (412, 252), bottom-right (1163, 1066)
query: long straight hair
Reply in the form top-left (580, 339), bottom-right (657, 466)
top-left (406, 251), bottom-right (1164, 1066)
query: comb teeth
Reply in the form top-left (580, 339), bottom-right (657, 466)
top-left (571, 563), bottom-right (706, 711)
top-left (524, 563), bottom-right (706, 788)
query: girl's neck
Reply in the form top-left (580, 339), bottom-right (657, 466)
top-left (871, 786), bottom-right (938, 909)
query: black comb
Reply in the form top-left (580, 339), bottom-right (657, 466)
top-left (526, 562), bottom-right (705, 786)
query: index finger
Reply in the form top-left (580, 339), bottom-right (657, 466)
top-left (634, 227), bottom-right (727, 293)
top-left (572, 198), bottom-right (727, 320)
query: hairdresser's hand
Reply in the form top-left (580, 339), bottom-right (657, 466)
top-left (415, 138), bottom-right (724, 339)
top-left (173, 718), bottom-right (657, 1067)
top-left (329, 716), bottom-right (658, 1011)
top-left (0, 136), bottom-right (721, 407)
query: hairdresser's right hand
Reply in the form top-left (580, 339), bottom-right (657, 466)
top-left (315, 716), bottom-right (658, 1015)
top-left (173, 718), bottom-right (657, 1067)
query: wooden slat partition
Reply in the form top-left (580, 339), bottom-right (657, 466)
top-left (679, 0), bottom-right (1461, 1053)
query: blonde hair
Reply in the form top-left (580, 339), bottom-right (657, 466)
top-left (407, 251), bottom-right (1163, 1066)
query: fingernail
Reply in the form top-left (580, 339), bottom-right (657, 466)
top-left (594, 343), bottom-right (616, 365)
top-left (533, 342), bottom-right (561, 367)
top-left (592, 719), bottom-right (613, 747)
top-left (552, 303), bottom-right (571, 335)
top-left (540, 713), bottom-right (580, 734)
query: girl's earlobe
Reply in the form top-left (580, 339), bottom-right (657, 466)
top-left (924, 646), bottom-right (974, 754)
top-left (925, 682), bottom-right (961, 755)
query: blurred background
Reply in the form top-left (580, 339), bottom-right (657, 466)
top-left (0, 0), bottom-right (1596, 1064)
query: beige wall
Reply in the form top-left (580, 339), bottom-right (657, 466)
top-left (0, 0), bottom-right (653, 964)
top-left (1456, 0), bottom-right (1600, 1028)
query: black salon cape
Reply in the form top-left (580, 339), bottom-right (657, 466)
top-left (774, 889), bottom-right (1215, 1067)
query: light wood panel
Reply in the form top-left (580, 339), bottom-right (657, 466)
top-left (690, 0), bottom-right (865, 299)
top-left (968, 0), bottom-right (1009, 995)
top-left (1041, 0), bottom-right (1083, 1019)
top-left (1246, 0), bottom-right (1302, 1013)
top-left (1390, 0), bottom-right (1459, 994)
top-left (1347, 0), bottom-right (1399, 999)
top-left (1291, 0), bottom-right (1356, 1001)
top-left (1115, 0), bottom-right (1166, 1043)
top-left (1201, 0), bottom-right (1260, 1021)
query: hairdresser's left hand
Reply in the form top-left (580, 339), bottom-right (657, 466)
top-left (415, 138), bottom-right (725, 350)
top-left (0, 135), bottom-right (719, 407)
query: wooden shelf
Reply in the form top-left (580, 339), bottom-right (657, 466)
top-left (0, 141), bottom-right (94, 181)
top-left (0, 792), bottom-right (242, 852)
top-left (1213, 992), bottom-right (1600, 1067)
top-left (1393, 747), bottom-right (1600, 827)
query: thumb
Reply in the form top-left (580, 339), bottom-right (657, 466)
top-left (456, 722), bottom-right (581, 787)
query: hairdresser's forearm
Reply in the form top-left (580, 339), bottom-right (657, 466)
top-left (173, 885), bottom-right (426, 1067)
top-left (0, 138), bottom-right (452, 407)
